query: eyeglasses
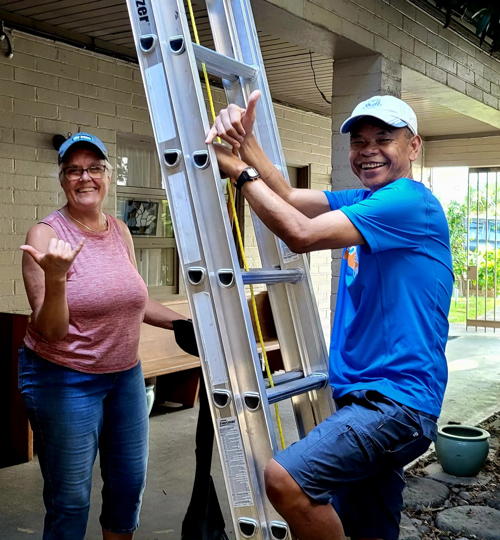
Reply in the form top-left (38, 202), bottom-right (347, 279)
top-left (62, 165), bottom-right (107, 181)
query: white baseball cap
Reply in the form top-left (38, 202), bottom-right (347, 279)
top-left (340, 95), bottom-right (418, 135)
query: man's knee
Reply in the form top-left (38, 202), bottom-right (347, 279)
top-left (264, 459), bottom-right (300, 507)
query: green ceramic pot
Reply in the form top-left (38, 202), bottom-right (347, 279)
top-left (435, 424), bottom-right (490, 477)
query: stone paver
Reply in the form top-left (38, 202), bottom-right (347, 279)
top-left (399, 513), bottom-right (420, 540)
top-left (435, 505), bottom-right (500, 540)
top-left (424, 462), bottom-right (493, 486)
top-left (403, 477), bottom-right (450, 510)
top-left (486, 487), bottom-right (500, 510)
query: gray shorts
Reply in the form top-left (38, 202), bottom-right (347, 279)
top-left (274, 390), bottom-right (436, 540)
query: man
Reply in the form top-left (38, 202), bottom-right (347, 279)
top-left (206, 93), bottom-right (453, 540)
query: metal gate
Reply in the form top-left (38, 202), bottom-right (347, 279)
top-left (466, 167), bottom-right (500, 331)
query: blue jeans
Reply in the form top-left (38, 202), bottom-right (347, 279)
top-left (18, 347), bottom-right (149, 539)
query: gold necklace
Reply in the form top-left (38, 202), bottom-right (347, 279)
top-left (66, 209), bottom-right (107, 233)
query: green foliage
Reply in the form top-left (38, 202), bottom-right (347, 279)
top-left (116, 156), bottom-right (128, 186)
top-left (467, 179), bottom-right (500, 215)
top-left (446, 201), bottom-right (467, 280)
top-left (448, 295), bottom-right (496, 323)
top-left (473, 249), bottom-right (500, 291)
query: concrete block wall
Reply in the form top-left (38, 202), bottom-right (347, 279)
top-left (267, 0), bottom-right (500, 110)
top-left (0, 31), bottom-right (153, 313)
top-left (0, 31), bottom-right (333, 338)
top-left (279, 103), bottom-right (332, 339)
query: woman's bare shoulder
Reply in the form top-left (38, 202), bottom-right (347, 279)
top-left (25, 222), bottom-right (58, 247)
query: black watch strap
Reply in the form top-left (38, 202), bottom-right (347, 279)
top-left (235, 167), bottom-right (259, 190)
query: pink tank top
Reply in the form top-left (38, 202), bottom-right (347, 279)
top-left (24, 210), bottom-right (148, 373)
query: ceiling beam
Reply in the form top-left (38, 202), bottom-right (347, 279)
top-left (403, 66), bottom-right (500, 130)
top-left (425, 132), bottom-right (500, 142)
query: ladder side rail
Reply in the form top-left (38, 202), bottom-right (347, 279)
top-left (151, 0), bottom-right (279, 452)
top-left (208, 0), bottom-right (329, 373)
top-left (127, 1), bottom-right (331, 536)
top-left (124, 1), bottom-right (221, 348)
top-left (188, 1), bottom-right (326, 522)
top-left (205, 0), bottom-right (281, 265)
top-left (144, 0), bottom-right (269, 428)
top-left (125, 0), bottom-right (259, 447)
top-left (205, 0), bottom-right (325, 448)
top-left (148, 1), bottom-right (296, 536)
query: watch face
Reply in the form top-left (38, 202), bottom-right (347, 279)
top-left (246, 167), bottom-right (259, 179)
top-left (236, 166), bottom-right (260, 189)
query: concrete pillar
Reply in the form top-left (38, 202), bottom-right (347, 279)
top-left (329, 55), bottom-right (402, 316)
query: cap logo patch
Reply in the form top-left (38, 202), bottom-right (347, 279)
top-left (73, 134), bottom-right (93, 142)
top-left (363, 98), bottom-right (381, 109)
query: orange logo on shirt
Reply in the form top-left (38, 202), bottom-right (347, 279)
top-left (344, 246), bottom-right (359, 276)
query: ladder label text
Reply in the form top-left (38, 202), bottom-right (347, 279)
top-left (219, 417), bottom-right (254, 508)
top-left (135, 0), bottom-right (149, 22)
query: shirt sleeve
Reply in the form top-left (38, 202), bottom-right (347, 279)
top-left (323, 188), bottom-right (369, 210)
top-left (339, 179), bottom-right (429, 253)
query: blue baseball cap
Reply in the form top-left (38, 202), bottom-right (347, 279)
top-left (58, 132), bottom-right (108, 163)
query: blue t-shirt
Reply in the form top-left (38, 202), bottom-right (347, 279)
top-left (323, 178), bottom-right (453, 417)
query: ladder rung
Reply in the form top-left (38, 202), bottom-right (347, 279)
top-left (266, 373), bottom-right (329, 404)
top-left (242, 269), bottom-right (304, 285)
top-left (264, 370), bottom-right (303, 388)
top-left (192, 43), bottom-right (258, 81)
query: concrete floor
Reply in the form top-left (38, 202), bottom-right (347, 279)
top-left (1, 324), bottom-right (499, 540)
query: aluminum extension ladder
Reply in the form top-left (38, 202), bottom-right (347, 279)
top-left (125, 1), bottom-right (334, 538)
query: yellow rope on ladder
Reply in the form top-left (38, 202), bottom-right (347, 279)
top-left (186, 0), bottom-right (286, 450)
top-left (225, 183), bottom-right (287, 450)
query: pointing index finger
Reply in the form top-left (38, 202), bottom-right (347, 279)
top-left (246, 90), bottom-right (261, 118)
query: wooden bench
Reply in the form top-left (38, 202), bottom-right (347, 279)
top-left (139, 293), bottom-right (284, 409)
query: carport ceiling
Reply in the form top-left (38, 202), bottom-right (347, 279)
top-left (0, 0), bottom-right (497, 139)
top-left (0, 0), bottom-right (333, 116)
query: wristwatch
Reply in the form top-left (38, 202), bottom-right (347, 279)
top-left (235, 166), bottom-right (260, 190)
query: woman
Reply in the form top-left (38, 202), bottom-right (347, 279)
top-left (19, 132), bottom-right (191, 540)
